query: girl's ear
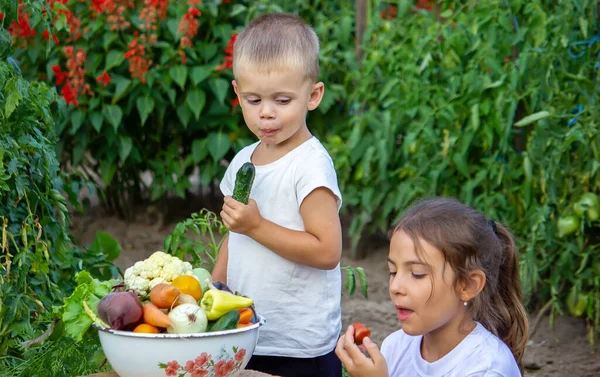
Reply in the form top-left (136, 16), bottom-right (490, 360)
top-left (459, 269), bottom-right (486, 302)
top-left (307, 82), bottom-right (325, 111)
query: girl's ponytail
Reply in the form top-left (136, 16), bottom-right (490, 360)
top-left (482, 222), bottom-right (529, 373)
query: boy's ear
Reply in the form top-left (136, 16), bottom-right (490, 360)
top-left (307, 82), bottom-right (325, 111)
top-left (232, 80), bottom-right (239, 96)
top-left (459, 269), bottom-right (486, 303)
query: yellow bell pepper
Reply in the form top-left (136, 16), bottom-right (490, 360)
top-left (200, 289), bottom-right (254, 320)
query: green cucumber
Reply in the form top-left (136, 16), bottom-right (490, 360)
top-left (208, 310), bottom-right (240, 332)
top-left (232, 162), bottom-right (255, 205)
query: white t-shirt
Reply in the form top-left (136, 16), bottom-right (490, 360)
top-left (219, 137), bottom-right (343, 358)
top-left (381, 323), bottom-right (522, 377)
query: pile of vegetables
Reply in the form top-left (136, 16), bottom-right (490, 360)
top-left (62, 252), bottom-right (257, 339)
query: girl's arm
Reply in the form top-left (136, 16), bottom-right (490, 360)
top-left (211, 234), bottom-right (229, 282)
top-left (220, 187), bottom-right (342, 270)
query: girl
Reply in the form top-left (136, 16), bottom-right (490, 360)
top-left (336, 197), bottom-right (529, 377)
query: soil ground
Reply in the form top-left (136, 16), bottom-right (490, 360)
top-left (71, 202), bottom-right (600, 377)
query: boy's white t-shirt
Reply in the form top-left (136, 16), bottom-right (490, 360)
top-left (219, 136), bottom-right (343, 358)
top-left (381, 323), bottom-right (522, 377)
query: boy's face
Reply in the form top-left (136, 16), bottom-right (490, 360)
top-left (232, 65), bottom-right (324, 148)
top-left (387, 230), bottom-right (466, 337)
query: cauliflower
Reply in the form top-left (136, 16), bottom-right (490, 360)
top-left (124, 251), bottom-right (193, 296)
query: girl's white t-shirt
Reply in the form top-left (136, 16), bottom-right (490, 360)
top-left (381, 323), bottom-right (522, 377)
top-left (220, 137), bottom-right (343, 358)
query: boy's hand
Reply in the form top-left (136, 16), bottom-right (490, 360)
top-left (335, 325), bottom-right (388, 377)
top-left (221, 195), bottom-right (262, 235)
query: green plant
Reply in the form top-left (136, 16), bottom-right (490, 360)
top-left (0, 1), bottom-right (121, 374)
top-left (164, 208), bottom-right (228, 271)
top-left (164, 209), bottom-right (369, 297)
top-left (333, 0), bottom-right (600, 339)
top-left (9, 0), bottom-right (355, 221)
top-left (10, 0), bottom-right (252, 220)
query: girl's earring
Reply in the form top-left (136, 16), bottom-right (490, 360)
top-left (464, 301), bottom-right (468, 307)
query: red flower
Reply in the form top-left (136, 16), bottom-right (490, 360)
top-left (191, 369), bottom-right (208, 377)
top-left (96, 71), bottom-right (111, 86)
top-left (189, 0), bottom-right (201, 4)
top-left (416, 0), bottom-right (433, 11)
top-left (184, 352), bottom-right (211, 376)
top-left (193, 353), bottom-right (210, 367)
top-left (164, 360), bottom-right (180, 376)
top-left (216, 34), bottom-right (236, 71)
top-left (224, 360), bottom-right (236, 374)
top-left (381, 5), bottom-right (397, 20)
top-left (214, 360), bottom-right (227, 377)
top-left (234, 348), bottom-right (246, 362)
top-left (177, 5), bottom-right (201, 49)
top-left (61, 83), bottom-right (78, 105)
top-left (52, 65), bottom-right (66, 85)
top-left (0, 14), bottom-right (5, 21)
top-left (42, 30), bottom-right (50, 40)
top-left (231, 97), bottom-right (240, 110)
top-left (224, 34), bottom-right (237, 56)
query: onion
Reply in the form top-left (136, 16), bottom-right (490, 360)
top-left (167, 303), bottom-right (208, 334)
top-left (175, 293), bottom-right (199, 307)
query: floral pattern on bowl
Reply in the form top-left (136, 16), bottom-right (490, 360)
top-left (159, 346), bottom-right (247, 377)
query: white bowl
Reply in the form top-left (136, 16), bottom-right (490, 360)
top-left (95, 316), bottom-right (266, 377)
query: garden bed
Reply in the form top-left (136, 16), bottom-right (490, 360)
top-left (71, 204), bottom-right (600, 377)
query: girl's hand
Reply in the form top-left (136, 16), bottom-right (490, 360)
top-left (220, 196), bottom-right (262, 235)
top-left (335, 325), bottom-right (388, 377)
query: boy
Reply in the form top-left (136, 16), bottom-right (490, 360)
top-left (212, 12), bottom-right (343, 377)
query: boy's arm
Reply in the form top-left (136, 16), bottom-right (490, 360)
top-left (221, 187), bottom-right (342, 270)
top-left (211, 234), bottom-right (229, 282)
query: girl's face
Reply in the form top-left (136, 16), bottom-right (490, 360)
top-left (388, 230), bottom-right (466, 336)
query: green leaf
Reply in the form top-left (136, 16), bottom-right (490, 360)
top-left (118, 136), bottom-right (133, 162)
top-left (112, 76), bottom-right (131, 103)
top-left (177, 103), bottom-right (191, 127)
top-left (514, 111), bottom-right (550, 127)
top-left (230, 4), bottom-right (247, 17)
top-left (356, 267), bottom-right (368, 299)
top-left (70, 110), bottom-right (85, 134)
top-left (191, 138), bottom-right (208, 163)
top-left (209, 78), bottom-right (230, 105)
top-left (55, 13), bottom-right (67, 31)
top-left (170, 65), bottom-right (188, 89)
top-left (105, 50), bottom-right (124, 71)
top-left (186, 89), bottom-right (206, 120)
top-left (53, 2), bottom-right (69, 11)
top-left (0, 29), bottom-right (12, 60)
top-left (470, 104), bottom-right (480, 131)
top-left (345, 268), bottom-right (356, 296)
top-left (90, 112), bottom-right (103, 133)
top-left (5, 79), bottom-right (23, 118)
top-left (103, 105), bottom-right (123, 132)
top-left (207, 132), bottom-right (231, 162)
top-left (190, 65), bottom-right (214, 85)
top-left (88, 231), bottom-right (122, 261)
top-left (99, 159), bottom-right (117, 186)
top-left (73, 144), bottom-right (85, 165)
top-left (136, 96), bottom-right (155, 125)
top-left (1, 0), bottom-right (18, 25)
top-left (62, 271), bottom-right (120, 342)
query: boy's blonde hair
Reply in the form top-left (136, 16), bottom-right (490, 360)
top-left (233, 13), bottom-right (320, 82)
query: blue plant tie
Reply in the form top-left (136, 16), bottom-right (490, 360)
top-left (568, 33), bottom-right (600, 59)
top-left (512, 16), bottom-right (524, 42)
top-left (568, 105), bottom-right (584, 127)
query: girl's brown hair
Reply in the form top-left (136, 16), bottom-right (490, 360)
top-left (394, 197), bottom-right (529, 372)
